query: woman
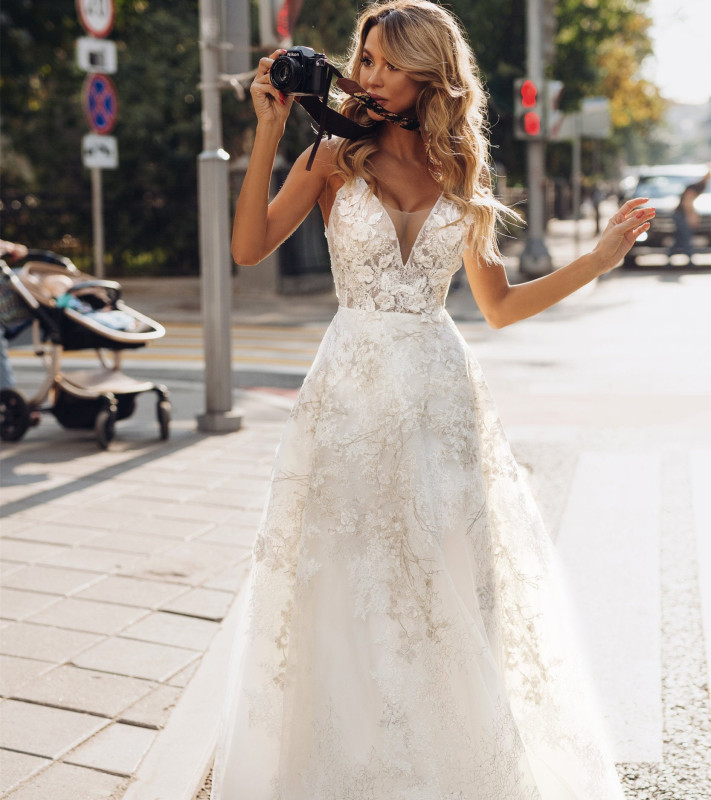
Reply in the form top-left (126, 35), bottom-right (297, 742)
top-left (212, 2), bottom-right (655, 798)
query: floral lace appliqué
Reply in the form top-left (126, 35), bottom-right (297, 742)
top-left (326, 176), bottom-right (467, 316)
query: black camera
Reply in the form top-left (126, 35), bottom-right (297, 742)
top-left (269, 46), bottom-right (332, 97)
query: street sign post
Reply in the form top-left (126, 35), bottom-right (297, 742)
top-left (76, 36), bottom-right (117, 74)
top-left (76, 0), bottom-right (115, 38)
top-left (77, 0), bottom-right (117, 279)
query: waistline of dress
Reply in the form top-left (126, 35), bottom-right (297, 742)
top-left (335, 304), bottom-right (449, 325)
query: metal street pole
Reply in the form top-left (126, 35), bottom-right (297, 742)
top-left (572, 112), bottom-right (582, 257)
top-left (91, 167), bottom-right (105, 278)
top-left (196, 0), bottom-right (242, 433)
top-left (519, 0), bottom-right (553, 277)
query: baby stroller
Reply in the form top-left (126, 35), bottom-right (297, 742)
top-left (0, 250), bottom-right (171, 448)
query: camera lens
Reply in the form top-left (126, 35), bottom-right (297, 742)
top-left (270, 56), bottom-right (303, 94)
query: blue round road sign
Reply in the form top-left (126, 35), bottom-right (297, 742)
top-left (83, 73), bottom-right (118, 134)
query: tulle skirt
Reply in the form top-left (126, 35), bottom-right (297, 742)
top-left (210, 306), bottom-right (624, 800)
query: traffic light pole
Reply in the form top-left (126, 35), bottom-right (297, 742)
top-left (519, 0), bottom-right (553, 277)
top-left (196, 0), bottom-right (242, 433)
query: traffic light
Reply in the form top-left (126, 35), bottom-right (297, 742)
top-left (259, 0), bottom-right (303, 49)
top-left (514, 78), bottom-right (544, 140)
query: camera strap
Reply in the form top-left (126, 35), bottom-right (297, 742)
top-left (296, 65), bottom-right (420, 171)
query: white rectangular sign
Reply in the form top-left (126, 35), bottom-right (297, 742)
top-left (77, 36), bottom-right (117, 74)
top-left (549, 97), bottom-right (612, 141)
top-left (581, 97), bottom-right (612, 138)
top-left (82, 134), bottom-right (118, 169)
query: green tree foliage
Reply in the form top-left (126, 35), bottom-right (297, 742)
top-left (2, 2), bottom-right (92, 252)
top-left (2, 0), bottom-right (209, 273)
top-left (1, 0), bottom-right (662, 275)
top-left (552, 0), bottom-right (665, 167)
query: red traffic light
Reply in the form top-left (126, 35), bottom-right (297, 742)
top-left (523, 111), bottom-right (541, 135)
top-left (520, 79), bottom-right (538, 108)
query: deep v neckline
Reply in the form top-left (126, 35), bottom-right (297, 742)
top-left (359, 176), bottom-right (443, 268)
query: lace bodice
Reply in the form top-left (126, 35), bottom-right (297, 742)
top-left (326, 176), bottom-right (470, 315)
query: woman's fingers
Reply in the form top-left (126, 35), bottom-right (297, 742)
top-left (250, 50), bottom-right (294, 122)
top-left (619, 206), bottom-right (656, 231)
top-left (617, 196), bottom-right (650, 217)
top-left (256, 50), bottom-right (287, 76)
top-left (256, 57), bottom-right (273, 77)
top-left (607, 198), bottom-right (655, 232)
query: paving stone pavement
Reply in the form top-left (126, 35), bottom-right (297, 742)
top-left (0, 416), bottom-right (283, 798)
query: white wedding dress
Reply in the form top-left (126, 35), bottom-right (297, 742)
top-left (211, 176), bottom-right (625, 799)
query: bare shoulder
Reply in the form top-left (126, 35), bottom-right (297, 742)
top-left (291, 135), bottom-right (342, 179)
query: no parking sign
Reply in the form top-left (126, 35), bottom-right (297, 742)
top-left (83, 73), bottom-right (118, 135)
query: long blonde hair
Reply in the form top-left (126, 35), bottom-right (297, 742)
top-left (334, 0), bottom-right (512, 264)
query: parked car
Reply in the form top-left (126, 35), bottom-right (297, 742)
top-left (623, 164), bottom-right (711, 266)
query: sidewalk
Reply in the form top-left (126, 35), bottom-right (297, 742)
top-left (0, 212), bottom-right (620, 800)
top-left (0, 385), bottom-right (296, 799)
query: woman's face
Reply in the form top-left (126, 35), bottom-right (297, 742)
top-left (358, 24), bottom-right (422, 121)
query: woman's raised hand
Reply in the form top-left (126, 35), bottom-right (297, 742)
top-left (250, 49), bottom-right (295, 128)
top-left (592, 198), bottom-right (656, 272)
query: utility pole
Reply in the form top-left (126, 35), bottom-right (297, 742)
top-left (519, 0), bottom-right (553, 276)
top-left (196, 0), bottom-right (243, 433)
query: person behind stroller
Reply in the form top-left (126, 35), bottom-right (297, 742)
top-left (0, 239), bottom-right (28, 390)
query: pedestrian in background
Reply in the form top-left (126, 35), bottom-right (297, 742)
top-left (211, 2), bottom-right (655, 798)
top-left (0, 239), bottom-right (28, 389)
top-left (668, 165), bottom-right (710, 264)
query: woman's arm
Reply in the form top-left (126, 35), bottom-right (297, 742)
top-left (463, 197), bottom-right (656, 329)
top-left (231, 51), bottom-right (333, 266)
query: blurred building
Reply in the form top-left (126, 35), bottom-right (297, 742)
top-left (662, 99), bottom-right (711, 163)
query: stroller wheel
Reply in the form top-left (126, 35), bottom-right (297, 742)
top-left (0, 389), bottom-right (31, 442)
top-left (95, 407), bottom-right (117, 449)
top-left (157, 399), bottom-right (171, 441)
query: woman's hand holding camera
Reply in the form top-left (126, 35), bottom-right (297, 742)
top-left (251, 49), bottom-right (295, 129)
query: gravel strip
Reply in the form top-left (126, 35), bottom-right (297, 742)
top-left (617, 452), bottom-right (711, 798)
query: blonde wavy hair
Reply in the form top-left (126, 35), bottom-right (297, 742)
top-left (333, 0), bottom-right (514, 264)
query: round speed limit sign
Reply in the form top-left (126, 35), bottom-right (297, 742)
top-left (76, 0), bottom-right (115, 39)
